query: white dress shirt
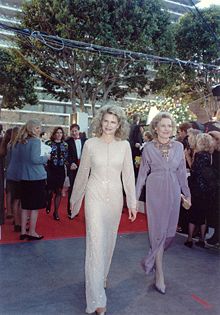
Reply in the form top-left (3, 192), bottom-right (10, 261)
top-left (75, 139), bottom-right (82, 160)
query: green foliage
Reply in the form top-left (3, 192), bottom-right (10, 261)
top-left (0, 49), bottom-right (38, 109)
top-left (152, 6), bottom-right (220, 105)
top-left (17, 0), bottom-right (174, 113)
top-left (175, 5), bottom-right (220, 63)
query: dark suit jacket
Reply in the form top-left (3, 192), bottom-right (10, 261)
top-left (66, 137), bottom-right (86, 179)
top-left (129, 124), bottom-right (142, 159)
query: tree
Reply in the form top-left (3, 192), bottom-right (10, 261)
top-left (0, 49), bottom-right (38, 113)
top-left (153, 6), bottom-right (220, 105)
top-left (16, 0), bottom-right (175, 115)
top-left (175, 5), bottom-right (220, 64)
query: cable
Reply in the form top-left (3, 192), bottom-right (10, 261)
top-left (0, 22), bottom-right (219, 71)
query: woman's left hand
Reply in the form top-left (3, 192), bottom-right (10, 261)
top-left (186, 197), bottom-right (191, 208)
top-left (128, 208), bottom-right (137, 222)
top-left (181, 194), bottom-right (191, 210)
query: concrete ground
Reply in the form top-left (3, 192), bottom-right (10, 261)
top-left (0, 232), bottom-right (219, 315)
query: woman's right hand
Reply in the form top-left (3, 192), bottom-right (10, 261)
top-left (128, 208), bottom-right (137, 222)
top-left (70, 163), bottom-right (78, 170)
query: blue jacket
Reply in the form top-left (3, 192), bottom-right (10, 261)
top-left (7, 138), bottom-right (48, 181)
top-left (6, 144), bottom-right (21, 181)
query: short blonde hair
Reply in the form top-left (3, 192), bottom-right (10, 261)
top-left (216, 108), bottom-right (220, 121)
top-left (195, 133), bottom-right (214, 153)
top-left (17, 119), bottom-right (41, 144)
top-left (149, 112), bottom-right (176, 138)
top-left (187, 128), bottom-right (201, 150)
top-left (209, 131), bottom-right (220, 151)
top-left (91, 105), bottom-right (129, 140)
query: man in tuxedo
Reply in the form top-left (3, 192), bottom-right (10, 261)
top-left (66, 123), bottom-right (86, 218)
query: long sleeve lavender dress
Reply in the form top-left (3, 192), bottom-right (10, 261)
top-left (70, 137), bottom-right (136, 314)
top-left (136, 140), bottom-right (190, 274)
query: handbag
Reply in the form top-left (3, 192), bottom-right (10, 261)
top-left (134, 155), bottom-right (141, 168)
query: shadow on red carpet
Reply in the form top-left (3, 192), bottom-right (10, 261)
top-left (0, 196), bottom-right (148, 245)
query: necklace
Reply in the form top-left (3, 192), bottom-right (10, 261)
top-left (154, 139), bottom-right (171, 159)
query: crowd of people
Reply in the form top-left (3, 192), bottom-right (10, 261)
top-left (0, 121), bottom-right (86, 239)
top-left (0, 106), bottom-right (219, 315)
top-left (129, 110), bottom-right (220, 249)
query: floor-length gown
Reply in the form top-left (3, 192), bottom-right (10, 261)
top-left (70, 137), bottom-right (136, 314)
top-left (136, 140), bottom-right (190, 274)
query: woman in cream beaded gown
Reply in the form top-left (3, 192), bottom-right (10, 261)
top-left (136, 112), bottom-right (191, 294)
top-left (70, 105), bottom-right (137, 315)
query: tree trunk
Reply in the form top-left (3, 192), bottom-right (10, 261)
top-left (91, 99), bottom-right (96, 117)
top-left (76, 86), bottom-right (86, 113)
top-left (70, 85), bottom-right (77, 113)
top-left (0, 96), bottom-right (5, 118)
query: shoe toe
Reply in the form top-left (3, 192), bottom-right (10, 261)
top-left (19, 234), bottom-right (27, 240)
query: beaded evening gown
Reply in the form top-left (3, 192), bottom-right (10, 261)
top-left (70, 137), bottom-right (136, 314)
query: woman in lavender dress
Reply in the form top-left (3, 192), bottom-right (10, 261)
top-left (136, 112), bottom-right (191, 294)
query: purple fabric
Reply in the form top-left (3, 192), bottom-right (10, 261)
top-left (136, 140), bottom-right (190, 274)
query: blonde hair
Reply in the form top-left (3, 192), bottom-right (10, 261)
top-left (149, 112), bottom-right (176, 138)
top-left (187, 128), bottom-right (201, 150)
top-left (91, 105), bottom-right (129, 140)
top-left (209, 131), bottom-right (220, 151)
top-left (195, 133), bottom-right (214, 153)
top-left (216, 108), bottom-right (220, 121)
top-left (17, 120), bottom-right (41, 144)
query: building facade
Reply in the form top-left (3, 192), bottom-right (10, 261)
top-left (162, 0), bottom-right (200, 22)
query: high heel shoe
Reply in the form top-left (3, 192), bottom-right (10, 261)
top-left (53, 212), bottom-right (60, 221)
top-left (95, 307), bottom-right (106, 314)
top-left (184, 240), bottom-right (193, 248)
top-left (104, 278), bottom-right (108, 289)
top-left (195, 240), bottom-right (205, 248)
top-left (154, 284), bottom-right (166, 295)
top-left (19, 234), bottom-right (28, 240)
top-left (28, 235), bottom-right (44, 241)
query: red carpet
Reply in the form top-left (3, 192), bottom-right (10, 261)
top-left (0, 196), bottom-right (148, 244)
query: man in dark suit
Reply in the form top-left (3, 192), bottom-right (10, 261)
top-left (66, 123), bottom-right (86, 218)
